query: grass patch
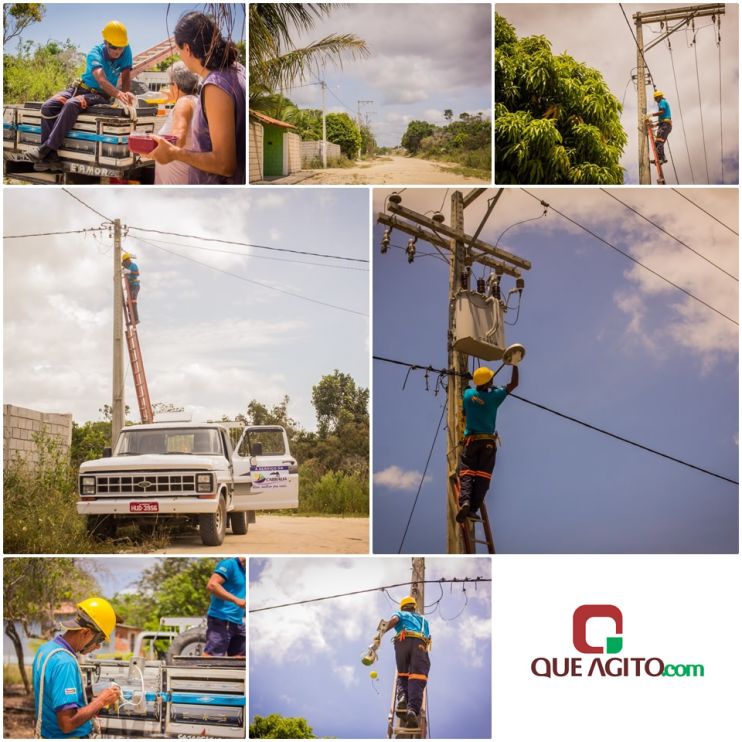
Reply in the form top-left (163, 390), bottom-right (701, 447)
top-left (437, 163), bottom-right (492, 180)
top-left (3, 664), bottom-right (29, 686)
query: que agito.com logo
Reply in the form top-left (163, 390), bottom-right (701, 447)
top-left (530, 604), bottom-right (705, 679)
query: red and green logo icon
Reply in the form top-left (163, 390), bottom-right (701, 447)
top-left (573, 604), bottom-right (623, 654)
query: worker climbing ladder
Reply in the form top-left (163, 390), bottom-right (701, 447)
top-left (387, 672), bottom-right (428, 739)
top-left (645, 119), bottom-right (666, 185)
top-left (121, 277), bottom-right (154, 424)
top-left (449, 471), bottom-right (495, 554)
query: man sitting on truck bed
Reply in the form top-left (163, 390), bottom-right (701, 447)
top-left (28, 20), bottom-right (137, 172)
top-left (204, 557), bottom-right (246, 657)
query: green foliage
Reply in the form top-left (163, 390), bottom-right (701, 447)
top-left (71, 419), bottom-right (111, 469)
top-left (311, 370), bottom-right (368, 437)
top-left (3, 3), bottom-right (45, 45)
top-left (297, 469), bottom-right (368, 515)
top-left (250, 714), bottom-right (316, 739)
top-left (325, 112), bottom-right (361, 159)
top-left (3, 38), bottom-right (84, 103)
top-left (494, 13), bottom-right (626, 184)
top-left (400, 120), bottom-right (435, 154)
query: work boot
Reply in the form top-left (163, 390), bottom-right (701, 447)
top-left (30, 150), bottom-right (62, 172)
top-left (404, 709), bottom-right (419, 729)
top-left (456, 501), bottom-right (471, 523)
top-left (26, 144), bottom-right (51, 163)
top-left (396, 694), bottom-right (407, 715)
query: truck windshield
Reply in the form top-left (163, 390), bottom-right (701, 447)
top-left (115, 428), bottom-right (223, 456)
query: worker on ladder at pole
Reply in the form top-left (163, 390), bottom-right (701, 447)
top-left (380, 596), bottom-right (431, 730)
top-left (122, 252), bottom-right (140, 324)
top-left (648, 90), bottom-right (671, 165)
top-left (456, 363), bottom-right (519, 524)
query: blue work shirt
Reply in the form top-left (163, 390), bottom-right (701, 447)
top-left (81, 42), bottom-right (133, 91)
top-left (124, 261), bottom-right (139, 285)
top-left (208, 558), bottom-right (246, 625)
top-left (657, 98), bottom-right (671, 122)
top-left (32, 636), bottom-right (91, 739)
top-left (463, 386), bottom-right (508, 436)
top-left (392, 611), bottom-right (431, 638)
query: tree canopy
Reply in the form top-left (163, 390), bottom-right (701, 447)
top-left (250, 714), bottom-right (316, 739)
top-left (495, 13), bottom-right (626, 184)
top-left (3, 3), bottom-right (45, 45)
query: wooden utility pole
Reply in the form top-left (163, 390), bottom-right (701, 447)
top-left (112, 219), bottom-right (125, 446)
top-left (633, 3), bottom-right (725, 184)
top-left (410, 557), bottom-right (425, 614)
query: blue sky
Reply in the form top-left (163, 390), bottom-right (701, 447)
top-left (249, 557), bottom-right (492, 739)
top-left (498, 4), bottom-right (739, 185)
top-left (372, 187), bottom-right (738, 554)
top-left (4, 188), bottom-right (368, 428)
top-left (5, 3), bottom-right (244, 54)
top-left (282, 4), bottom-right (492, 147)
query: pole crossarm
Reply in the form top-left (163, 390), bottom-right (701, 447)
top-left (634, 4), bottom-right (724, 24)
top-left (386, 202), bottom-right (532, 271)
top-left (462, 188), bottom-right (487, 208)
top-left (376, 213), bottom-right (523, 277)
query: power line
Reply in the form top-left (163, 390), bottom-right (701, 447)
top-left (618, 3), bottom-right (654, 85)
top-left (691, 21), bottom-right (711, 183)
top-left (398, 402), bottom-right (447, 554)
top-left (598, 189), bottom-right (737, 281)
top-left (4, 227), bottom-right (107, 239)
top-left (374, 354), bottom-right (738, 486)
top-left (521, 189), bottom-right (738, 326)
top-left (717, 16), bottom-right (724, 183)
top-left (135, 237), bottom-right (368, 317)
top-left (249, 577), bottom-right (491, 613)
top-left (61, 188), bottom-right (112, 222)
top-left (671, 189), bottom-right (738, 236)
top-left (127, 226), bottom-right (368, 263)
top-left (665, 34), bottom-right (696, 184)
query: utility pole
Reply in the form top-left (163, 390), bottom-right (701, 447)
top-left (112, 218), bottom-right (125, 446)
top-left (633, 3), bottom-right (725, 184)
top-left (356, 99), bottom-right (373, 159)
top-left (376, 190), bottom-right (531, 554)
top-left (321, 80), bottom-right (327, 168)
top-left (410, 557), bottom-right (425, 614)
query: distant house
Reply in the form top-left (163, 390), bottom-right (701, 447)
top-left (114, 623), bottom-right (144, 654)
top-left (249, 110), bottom-right (302, 182)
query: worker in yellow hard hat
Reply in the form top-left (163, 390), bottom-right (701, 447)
top-left (456, 360), bottom-right (519, 523)
top-left (28, 21), bottom-right (136, 172)
top-left (121, 252), bottom-right (140, 323)
top-left (378, 596), bottom-right (432, 730)
top-left (647, 90), bottom-right (672, 165)
top-left (32, 597), bottom-right (122, 738)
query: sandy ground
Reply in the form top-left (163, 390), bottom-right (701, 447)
top-left (3, 687), bottom-right (33, 739)
top-left (154, 515), bottom-right (369, 554)
top-left (302, 155), bottom-right (490, 185)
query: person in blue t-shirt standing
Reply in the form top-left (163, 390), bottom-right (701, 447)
top-left (204, 557), bottom-right (246, 657)
top-left (648, 90), bottom-right (672, 164)
top-left (32, 597), bottom-right (121, 739)
top-left (380, 596), bottom-right (431, 729)
top-left (28, 21), bottom-right (136, 171)
top-left (456, 363), bottom-right (519, 523)
top-left (121, 251), bottom-right (140, 323)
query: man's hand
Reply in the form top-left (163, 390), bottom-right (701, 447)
top-left (117, 91), bottom-right (136, 106)
top-left (95, 686), bottom-right (122, 709)
top-left (146, 136), bottom-right (178, 164)
top-left (234, 597), bottom-right (246, 609)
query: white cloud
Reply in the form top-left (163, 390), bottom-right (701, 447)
top-left (374, 465), bottom-right (430, 491)
top-left (333, 665), bottom-right (360, 687)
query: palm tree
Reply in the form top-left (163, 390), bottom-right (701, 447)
top-left (249, 4), bottom-right (369, 109)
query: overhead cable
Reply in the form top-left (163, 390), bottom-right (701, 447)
top-left (671, 189), bottom-right (738, 235)
top-left (521, 189), bottom-right (738, 326)
top-left (250, 577), bottom-right (491, 613)
top-left (599, 189), bottom-right (737, 281)
top-left (666, 34), bottom-right (696, 183)
top-left (373, 355), bottom-right (738, 486)
top-left (61, 188), bottom-right (113, 222)
top-left (691, 20), bottom-right (711, 183)
top-left (4, 227), bottom-right (107, 239)
top-left (618, 4), bottom-right (654, 85)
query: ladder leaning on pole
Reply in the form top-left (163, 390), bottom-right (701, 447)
top-left (122, 277), bottom-right (154, 424)
top-left (449, 471), bottom-right (496, 554)
top-left (386, 671), bottom-right (428, 739)
top-left (131, 37), bottom-right (176, 78)
top-left (645, 119), bottom-right (666, 185)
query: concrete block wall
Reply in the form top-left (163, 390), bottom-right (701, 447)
top-left (300, 140), bottom-right (342, 165)
top-left (285, 132), bottom-right (302, 174)
top-left (3, 404), bottom-right (73, 469)
top-left (249, 120), bottom-right (264, 182)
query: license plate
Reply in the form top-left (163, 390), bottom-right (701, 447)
top-left (130, 502), bottom-right (159, 513)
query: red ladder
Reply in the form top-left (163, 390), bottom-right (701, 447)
top-left (131, 37), bottom-right (176, 78)
top-left (122, 277), bottom-right (154, 424)
top-left (450, 473), bottom-right (496, 554)
top-left (646, 119), bottom-right (666, 185)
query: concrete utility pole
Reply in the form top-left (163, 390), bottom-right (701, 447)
top-left (112, 219), bottom-right (125, 446)
top-left (633, 3), bottom-right (725, 184)
top-left (356, 99), bottom-right (374, 158)
top-left (376, 190), bottom-right (531, 554)
top-left (321, 81), bottom-right (327, 168)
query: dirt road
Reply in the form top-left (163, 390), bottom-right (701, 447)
top-left (3, 687), bottom-right (33, 739)
top-left (303, 155), bottom-right (490, 185)
top-left (154, 515), bottom-right (369, 554)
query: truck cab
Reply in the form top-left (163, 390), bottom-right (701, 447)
top-left (77, 422), bottom-right (298, 546)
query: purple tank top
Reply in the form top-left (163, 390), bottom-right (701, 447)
top-left (189, 63), bottom-right (246, 185)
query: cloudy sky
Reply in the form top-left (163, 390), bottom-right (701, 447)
top-left (497, 3), bottom-right (739, 184)
top-left (249, 557), bottom-right (492, 738)
top-left (281, 3), bottom-right (492, 147)
top-left (373, 187), bottom-right (738, 554)
top-left (3, 188), bottom-right (368, 428)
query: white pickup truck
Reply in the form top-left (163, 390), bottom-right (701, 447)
top-left (77, 422), bottom-right (298, 546)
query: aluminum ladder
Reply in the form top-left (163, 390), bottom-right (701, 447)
top-left (386, 671), bottom-right (428, 739)
top-left (122, 277), bottom-right (154, 424)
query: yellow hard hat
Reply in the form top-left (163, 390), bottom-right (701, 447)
top-left (400, 596), bottom-right (417, 610)
top-left (653, 90), bottom-right (664, 99)
top-left (121, 252), bottom-right (135, 262)
top-left (472, 366), bottom-right (495, 386)
top-left (77, 597), bottom-right (117, 639)
top-left (102, 20), bottom-right (128, 47)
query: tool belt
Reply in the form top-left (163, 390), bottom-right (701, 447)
top-left (464, 433), bottom-right (497, 445)
top-left (397, 630), bottom-right (430, 642)
top-left (71, 79), bottom-right (112, 102)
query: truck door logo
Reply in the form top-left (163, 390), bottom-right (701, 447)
top-left (573, 604), bottom-right (623, 654)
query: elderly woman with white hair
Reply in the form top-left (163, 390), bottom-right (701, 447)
top-left (154, 61), bottom-right (200, 184)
